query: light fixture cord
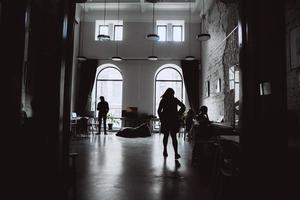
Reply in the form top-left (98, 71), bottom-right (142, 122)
top-left (189, 0), bottom-right (191, 55)
top-left (152, 41), bottom-right (154, 56)
top-left (202, 0), bottom-right (205, 32)
top-left (152, 1), bottom-right (155, 56)
top-left (116, 0), bottom-right (120, 56)
top-left (104, 0), bottom-right (107, 25)
top-left (152, 2), bottom-right (155, 33)
top-left (80, 3), bottom-right (85, 55)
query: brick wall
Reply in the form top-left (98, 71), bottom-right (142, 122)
top-left (200, 1), bottom-right (239, 124)
top-left (286, 0), bottom-right (300, 119)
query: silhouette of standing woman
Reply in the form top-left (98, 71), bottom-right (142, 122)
top-left (158, 88), bottom-right (186, 159)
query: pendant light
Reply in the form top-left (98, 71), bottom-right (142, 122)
top-left (112, 0), bottom-right (122, 61)
top-left (97, 0), bottom-right (110, 41)
top-left (185, 0), bottom-right (195, 61)
top-left (146, 0), bottom-right (159, 41)
top-left (77, 3), bottom-right (87, 61)
top-left (147, 41), bottom-right (158, 61)
top-left (197, 0), bottom-right (211, 41)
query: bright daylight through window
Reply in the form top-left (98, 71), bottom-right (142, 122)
top-left (95, 20), bottom-right (123, 41)
top-left (156, 20), bottom-right (184, 42)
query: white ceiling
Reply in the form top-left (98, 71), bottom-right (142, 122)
top-left (81, 0), bottom-right (214, 14)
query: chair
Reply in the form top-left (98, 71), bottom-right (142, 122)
top-left (78, 117), bottom-right (88, 136)
top-left (211, 139), bottom-right (240, 200)
top-left (87, 117), bottom-right (98, 134)
top-left (70, 112), bottom-right (78, 137)
top-left (191, 123), bottom-right (216, 165)
top-left (191, 136), bottom-right (219, 167)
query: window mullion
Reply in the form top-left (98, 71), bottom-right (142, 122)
top-left (167, 23), bottom-right (172, 41)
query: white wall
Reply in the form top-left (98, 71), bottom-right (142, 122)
top-left (75, 11), bottom-right (197, 115)
top-left (81, 21), bottom-right (201, 60)
top-left (96, 60), bottom-right (190, 116)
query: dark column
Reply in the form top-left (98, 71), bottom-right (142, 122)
top-left (238, 0), bottom-right (286, 199)
top-left (1, 0), bottom-right (76, 199)
top-left (1, 1), bottom-right (27, 198)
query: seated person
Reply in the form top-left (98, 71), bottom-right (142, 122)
top-left (193, 105), bottom-right (212, 140)
top-left (192, 106), bottom-right (214, 165)
top-left (116, 123), bottom-right (151, 138)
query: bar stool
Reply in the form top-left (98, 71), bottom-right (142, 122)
top-left (211, 139), bottom-right (240, 200)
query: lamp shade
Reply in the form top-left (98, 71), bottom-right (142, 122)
top-left (146, 33), bottom-right (159, 41)
top-left (197, 0), bottom-right (211, 42)
top-left (97, 34), bottom-right (110, 41)
top-left (77, 55), bottom-right (87, 61)
top-left (185, 55), bottom-right (196, 61)
top-left (111, 56), bottom-right (122, 61)
top-left (197, 33), bottom-right (211, 41)
top-left (147, 55), bottom-right (158, 61)
top-left (146, 1), bottom-right (159, 41)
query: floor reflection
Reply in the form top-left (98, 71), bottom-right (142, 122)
top-left (70, 133), bottom-right (210, 200)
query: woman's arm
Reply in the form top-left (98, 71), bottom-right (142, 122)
top-left (157, 100), bottom-right (163, 118)
top-left (176, 99), bottom-right (186, 115)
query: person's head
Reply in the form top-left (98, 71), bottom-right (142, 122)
top-left (161, 88), bottom-right (175, 99)
top-left (199, 106), bottom-right (208, 114)
top-left (100, 96), bottom-right (105, 101)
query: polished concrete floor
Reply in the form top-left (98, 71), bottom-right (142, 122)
top-left (69, 133), bottom-right (212, 200)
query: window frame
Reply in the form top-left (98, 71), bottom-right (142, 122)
top-left (172, 25), bottom-right (183, 42)
top-left (154, 66), bottom-right (184, 117)
top-left (114, 25), bottom-right (123, 41)
top-left (98, 25), bottom-right (109, 36)
top-left (156, 20), bottom-right (185, 42)
top-left (229, 66), bottom-right (235, 90)
top-left (95, 20), bottom-right (123, 41)
top-left (157, 25), bottom-right (167, 42)
top-left (94, 66), bottom-right (123, 127)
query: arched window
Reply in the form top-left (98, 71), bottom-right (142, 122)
top-left (154, 65), bottom-right (184, 117)
top-left (91, 65), bottom-right (123, 128)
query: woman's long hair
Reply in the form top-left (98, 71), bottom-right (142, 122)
top-left (161, 88), bottom-right (175, 99)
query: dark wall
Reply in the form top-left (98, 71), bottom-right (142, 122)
top-left (286, 0), bottom-right (300, 123)
top-left (1, 1), bottom-right (76, 199)
top-left (238, 0), bottom-right (286, 199)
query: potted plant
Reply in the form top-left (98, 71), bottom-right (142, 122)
top-left (107, 113), bottom-right (119, 130)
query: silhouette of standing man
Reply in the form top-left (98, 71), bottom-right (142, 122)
top-left (158, 88), bottom-right (185, 159)
top-left (96, 96), bottom-right (109, 135)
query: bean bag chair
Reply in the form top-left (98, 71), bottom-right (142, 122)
top-left (116, 123), bottom-right (151, 138)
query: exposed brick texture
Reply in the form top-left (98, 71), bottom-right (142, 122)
top-left (200, 1), bottom-right (239, 125)
top-left (286, 0), bottom-right (300, 119)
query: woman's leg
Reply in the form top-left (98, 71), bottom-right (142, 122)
top-left (163, 131), bottom-right (169, 156)
top-left (170, 131), bottom-right (180, 159)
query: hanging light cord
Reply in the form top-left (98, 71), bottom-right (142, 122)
top-left (152, 2), bottom-right (155, 56)
top-left (117, 0), bottom-right (120, 25)
top-left (104, 0), bottom-right (107, 25)
top-left (152, 40), bottom-right (154, 56)
top-left (189, 0), bottom-right (191, 55)
top-left (80, 3), bottom-right (85, 55)
top-left (152, 2), bottom-right (155, 34)
top-left (202, 0), bottom-right (205, 32)
top-left (116, 0), bottom-right (120, 56)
